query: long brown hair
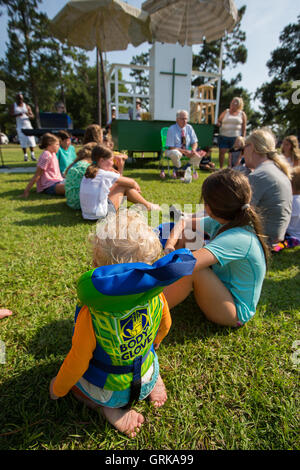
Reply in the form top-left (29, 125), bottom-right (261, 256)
top-left (39, 133), bottom-right (59, 149)
top-left (83, 124), bottom-right (103, 145)
top-left (64, 142), bottom-right (97, 176)
top-left (201, 169), bottom-right (269, 263)
top-left (85, 144), bottom-right (113, 179)
top-left (283, 135), bottom-right (300, 166)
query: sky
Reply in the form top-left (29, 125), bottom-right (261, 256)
top-left (0, 0), bottom-right (299, 109)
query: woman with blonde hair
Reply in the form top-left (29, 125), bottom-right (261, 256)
top-left (217, 97), bottom-right (247, 168)
top-left (244, 128), bottom-right (292, 245)
top-left (281, 135), bottom-right (300, 167)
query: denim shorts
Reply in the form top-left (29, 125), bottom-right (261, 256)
top-left (218, 135), bottom-right (236, 149)
top-left (43, 182), bottom-right (61, 195)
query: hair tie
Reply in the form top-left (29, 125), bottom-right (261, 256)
top-left (242, 203), bottom-right (250, 210)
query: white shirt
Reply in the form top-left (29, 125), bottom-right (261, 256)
top-left (80, 169), bottom-right (120, 220)
top-left (287, 195), bottom-right (300, 240)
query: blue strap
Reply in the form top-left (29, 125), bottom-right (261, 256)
top-left (89, 347), bottom-right (152, 375)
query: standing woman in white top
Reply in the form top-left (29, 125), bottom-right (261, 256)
top-left (10, 92), bottom-right (36, 161)
top-left (217, 97), bottom-right (247, 169)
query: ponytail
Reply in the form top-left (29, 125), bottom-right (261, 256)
top-left (84, 144), bottom-right (113, 179)
top-left (247, 128), bottom-right (291, 179)
top-left (267, 150), bottom-right (291, 179)
top-left (85, 162), bottom-right (99, 179)
top-left (202, 169), bottom-right (269, 265)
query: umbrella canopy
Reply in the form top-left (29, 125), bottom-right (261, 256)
top-left (50, 0), bottom-right (151, 51)
top-left (142, 0), bottom-right (238, 45)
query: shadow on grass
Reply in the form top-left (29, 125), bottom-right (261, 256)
top-left (259, 249), bottom-right (300, 316)
top-left (163, 293), bottom-right (237, 345)
top-left (0, 361), bottom-right (105, 450)
top-left (11, 201), bottom-right (94, 227)
top-left (28, 319), bottom-right (74, 359)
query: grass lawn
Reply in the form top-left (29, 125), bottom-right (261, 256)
top-left (0, 145), bottom-right (299, 450)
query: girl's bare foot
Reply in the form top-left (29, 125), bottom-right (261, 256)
top-left (101, 406), bottom-right (144, 438)
top-left (149, 374), bottom-right (167, 407)
top-left (148, 203), bottom-right (161, 211)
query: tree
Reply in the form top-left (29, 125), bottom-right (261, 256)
top-left (192, 6), bottom-right (247, 78)
top-left (0, 0), bottom-right (100, 132)
top-left (255, 15), bottom-right (300, 136)
top-left (0, 0), bottom-right (57, 127)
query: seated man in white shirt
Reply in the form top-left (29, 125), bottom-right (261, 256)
top-left (165, 110), bottom-right (204, 178)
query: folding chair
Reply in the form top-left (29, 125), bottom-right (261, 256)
top-left (159, 126), bottom-right (198, 179)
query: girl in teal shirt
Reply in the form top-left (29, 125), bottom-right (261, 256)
top-left (164, 169), bottom-right (269, 327)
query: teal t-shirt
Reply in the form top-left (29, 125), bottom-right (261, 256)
top-left (201, 217), bottom-right (266, 323)
top-left (56, 145), bottom-right (77, 175)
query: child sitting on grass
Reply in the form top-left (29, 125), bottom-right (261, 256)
top-left (228, 136), bottom-right (245, 168)
top-left (103, 131), bottom-right (128, 175)
top-left (79, 145), bottom-right (160, 220)
top-left (273, 167), bottom-right (300, 252)
top-left (199, 147), bottom-right (216, 172)
top-left (49, 209), bottom-right (196, 437)
top-left (21, 133), bottom-right (65, 198)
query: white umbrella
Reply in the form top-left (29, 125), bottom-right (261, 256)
top-left (50, 0), bottom-right (152, 125)
top-left (51, 0), bottom-right (151, 51)
top-left (142, 0), bottom-right (238, 45)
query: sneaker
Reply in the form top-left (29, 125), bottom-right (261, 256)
top-left (24, 154), bottom-right (28, 162)
top-left (31, 154), bottom-right (37, 161)
top-left (160, 169), bottom-right (166, 179)
top-left (169, 204), bottom-right (184, 219)
top-left (193, 169), bottom-right (199, 179)
top-left (172, 169), bottom-right (177, 179)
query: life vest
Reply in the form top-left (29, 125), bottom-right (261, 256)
top-left (75, 249), bottom-right (196, 406)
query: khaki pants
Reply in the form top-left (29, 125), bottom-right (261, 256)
top-left (165, 149), bottom-right (202, 169)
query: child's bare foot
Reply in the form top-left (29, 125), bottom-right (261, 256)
top-left (101, 406), bottom-right (144, 438)
top-left (147, 203), bottom-right (161, 211)
top-left (149, 374), bottom-right (167, 407)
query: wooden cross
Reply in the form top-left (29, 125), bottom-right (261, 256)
top-left (160, 58), bottom-right (187, 108)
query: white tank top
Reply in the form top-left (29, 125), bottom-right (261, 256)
top-left (220, 110), bottom-right (243, 137)
top-left (14, 102), bottom-right (31, 129)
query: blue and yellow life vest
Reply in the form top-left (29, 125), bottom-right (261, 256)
top-left (75, 249), bottom-right (196, 405)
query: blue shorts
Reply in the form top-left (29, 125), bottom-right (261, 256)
top-left (43, 182), bottom-right (61, 195)
top-left (218, 135), bottom-right (236, 149)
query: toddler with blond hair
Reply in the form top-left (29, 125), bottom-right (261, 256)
top-left (49, 209), bottom-right (195, 437)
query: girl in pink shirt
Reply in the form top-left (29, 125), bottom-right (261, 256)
top-left (21, 133), bottom-right (65, 198)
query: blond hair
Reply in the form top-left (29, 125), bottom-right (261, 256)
top-left (234, 136), bottom-right (245, 148)
top-left (89, 209), bottom-right (163, 267)
top-left (283, 135), bottom-right (300, 166)
top-left (231, 97), bottom-right (244, 111)
top-left (246, 128), bottom-right (291, 178)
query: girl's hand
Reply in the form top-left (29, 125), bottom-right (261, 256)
top-left (49, 377), bottom-right (59, 400)
top-left (164, 245), bottom-right (175, 255)
top-left (153, 343), bottom-right (160, 350)
top-left (132, 181), bottom-right (141, 192)
top-left (20, 189), bottom-right (30, 198)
